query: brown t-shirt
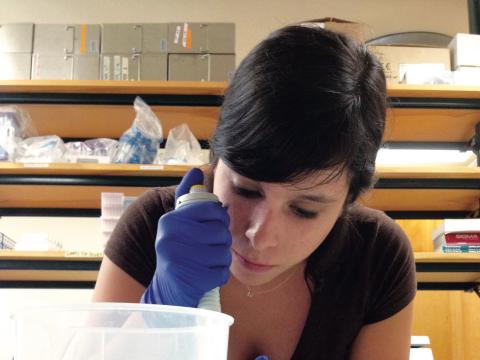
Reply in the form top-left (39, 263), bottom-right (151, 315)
top-left (105, 186), bottom-right (416, 359)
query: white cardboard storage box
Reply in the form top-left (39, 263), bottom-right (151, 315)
top-left (449, 33), bottom-right (480, 69)
top-left (368, 45), bottom-right (450, 83)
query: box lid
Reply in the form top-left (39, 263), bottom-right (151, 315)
top-left (301, 17), bottom-right (367, 43)
top-left (432, 219), bottom-right (480, 239)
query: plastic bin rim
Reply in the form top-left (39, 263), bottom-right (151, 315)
top-left (13, 302), bottom-right (234, 326)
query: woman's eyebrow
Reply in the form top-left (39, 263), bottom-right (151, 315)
top-left (295, 194), bottom-right (337, 203)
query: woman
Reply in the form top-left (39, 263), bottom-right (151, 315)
top-left (93, 24), bottom-right (416, 359)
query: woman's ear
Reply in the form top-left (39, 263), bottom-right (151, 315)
top-left (203, 162), bottom-right (217, 192)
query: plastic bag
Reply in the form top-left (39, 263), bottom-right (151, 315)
top-left (161, 123), bottom-right (204, 164)
top-left (14, 135), bottom-right (66, 163)
top-left (0, 105), bottom-right (35, 138)
top-left (65, 138), bottom-right (118, 163)
top-left (0, 125), bottom-right (16, 161)
top-left (0, 106), bottom-right (36, 161)
top-left (113, 97), bottom-right (163, 164)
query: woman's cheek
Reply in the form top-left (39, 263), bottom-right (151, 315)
top-left (225, 197), bottom-right (250, 237)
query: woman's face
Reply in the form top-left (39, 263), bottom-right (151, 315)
top-left (213, 159), bottom-right (350, 287)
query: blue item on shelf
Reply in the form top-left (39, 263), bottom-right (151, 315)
top-left (113, 97), bottom-right (163, 164)
top-left (114, 126), bottom-right (160, 164)
top-left (442, 245), bottom-right (480, 253)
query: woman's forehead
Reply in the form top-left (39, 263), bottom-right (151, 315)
top-left (218, 160), bottom-right (349, 191)
top-left (279, 168), bottom-right (350, 192)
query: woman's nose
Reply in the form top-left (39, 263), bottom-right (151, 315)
top-left (244, 204), bottom-right (280, 251)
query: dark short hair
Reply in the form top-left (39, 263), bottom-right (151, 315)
top-left (210, 25), bottom-right (386, 203)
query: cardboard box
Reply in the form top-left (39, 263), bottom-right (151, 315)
top-left (34, 24), bottom-right (100, 55)
top-left (32, 53), bottom-right (100, 80)
top-left (101, 54), bottom-right (167, 81)
top-left (0, 23), bottom-right (33, 53)
top-left (368, 45), bottom-right (451, 83)
top-left (0, 24), bottom-right (33, 79)
top-left (0, 53), bottom-right (31, 79)
top-left (167, 23), bottom-right (235, 54)
top-left (432, 218), bottom-right (480, 251)
top-left (449, 33), bottom-right (480, 68)
top-left (302, 18), bottom-right (367, 43)
top-left (168, 54), bottom-right (234, 81)
top-left (101, 54), bottom-right (139, 80)
top-left (101, 23), bottom-right (168, 54)
top-left (432, 219), bottom-right (480, 239)
top-left (453, 66), bottom-right (480, 85)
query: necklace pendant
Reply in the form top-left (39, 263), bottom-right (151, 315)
top-left (247, 288), bottom-right (254, 298)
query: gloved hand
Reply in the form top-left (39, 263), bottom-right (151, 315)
top-left (141, 168), bottom-right (232, 307)
top-left (254, 356), bottom-right (269, 360)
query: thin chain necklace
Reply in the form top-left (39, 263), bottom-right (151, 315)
top-left (246, 265), bottom-right (299, 298)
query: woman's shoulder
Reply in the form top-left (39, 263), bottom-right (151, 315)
top-left (343, 204), bottom-right (416, 324)
top-left (132, 185), bottom-right (176, 215)
top-left (346, 203), bottom-right (408, 245)
top-left (343, 203), bottom-right (415, 282)
top-left (347, 203), bottom-right (396, 226)
top-left (341, 203), bottom-right (414, 272)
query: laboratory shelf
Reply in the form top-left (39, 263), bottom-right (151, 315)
top-left (0, 81), bottom-right (478, 294)
top-left (0, 163), bottom-right (477, 218)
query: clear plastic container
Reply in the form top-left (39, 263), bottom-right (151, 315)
top-left (100, 217), bottom-right (119, 233)
top-left (100, 192), bottom-right (124, 218)
top-left (0, 231), bottom-right (15, 249)
top-left (14, 303), bottom-right (234, 360)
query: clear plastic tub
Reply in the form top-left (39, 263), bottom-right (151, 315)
top-left (100, 192), bottom-right (124, 218)
top-left (14, 303), bottom-right (234, 360)
top-left (100, 217), bottom-right (119, 233)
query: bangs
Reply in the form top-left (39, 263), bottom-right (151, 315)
top-left (213, 107), bottom-right (358, 185)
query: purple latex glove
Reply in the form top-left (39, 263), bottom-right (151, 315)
top-left (141, 168), bottom-right (232, 307)
top-left (255, 356), bottom-right (269, 360)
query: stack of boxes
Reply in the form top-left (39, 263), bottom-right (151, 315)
top-left (432, 219), bottom-right (480, 253)
top-left (0, 22), bottom-right (235, 81)
top-left (167, 23), bottom-right (235, 81)
top-left (100, 192), bottom-right (136, 248)
top-left (0, 23), bottom-right (33, 80)
top-left (368, 32), bottom-right (480, 86)
top-left (449, 33), bottom-right (480, 85)
top-left (100, 22), bottom-right (235, 81)
top-left (101, 23), bottom-right (168, 81)
top-left (100, 192), bottom-right (124, 248)
top-left (31, 24), bottom-right (101, 80)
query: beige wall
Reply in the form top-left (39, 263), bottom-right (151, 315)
top-left (0, 0), bottom-right (469, 62)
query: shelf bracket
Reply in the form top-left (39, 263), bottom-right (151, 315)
top-left (473, 285), bottom-right (480, 299)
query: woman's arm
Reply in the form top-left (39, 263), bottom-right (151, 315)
top-left (349, 301), bottom-right (414, 360)
top-left (92, 256), bottom-right (146, 303)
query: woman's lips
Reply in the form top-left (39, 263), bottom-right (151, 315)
top-left (232, 249), bottom-right (274, 273)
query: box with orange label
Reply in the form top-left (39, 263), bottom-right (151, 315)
top-left (32, 24), bottom-right (100, 80)
top-left (167, 23), bottom-right (235, 54)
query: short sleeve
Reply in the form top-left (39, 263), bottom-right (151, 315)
top-left (363, 215), bottom-right (417, 324)
top-left (103, 187), bottom-right (175, 287)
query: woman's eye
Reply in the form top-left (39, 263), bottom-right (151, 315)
top-left (233, 186), bottom-right (261, 199)
top-left (292, 206), bottom-right (317, 219)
